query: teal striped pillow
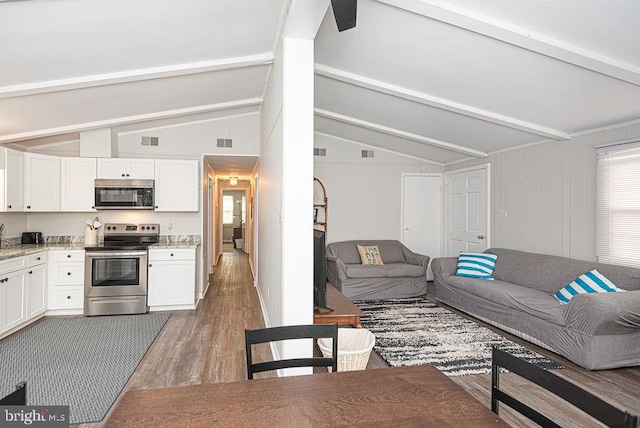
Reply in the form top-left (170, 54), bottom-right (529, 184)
top-left (554, 269), bottom-right (626, 304)
top-left (455, 252), bottom-right (498, 280)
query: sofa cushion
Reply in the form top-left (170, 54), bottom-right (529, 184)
top-left (357, 245), bottom-right (384, 265)
top-left (554, 269), bottom-right (626, 304)
top-left (446, 275), bottom-right (566, 325)
top-left (455, 252), bottom-right (497, 280)
top-left (345, 263), bottom-right (425, 279)
top-left (327, 240), bottom-right (407, 264)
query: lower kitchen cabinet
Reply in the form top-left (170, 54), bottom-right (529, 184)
top-left (0, 251), bottom-right (47, 338)
top-left (148, 248), bottom-right (196, 310)
top-left (47, 250), bottom-right (84, 314)
top-left (1, 270), bottom-right (27, 332)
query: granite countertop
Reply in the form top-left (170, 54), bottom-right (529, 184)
top-left (0, 238), bottom-right (200, 261)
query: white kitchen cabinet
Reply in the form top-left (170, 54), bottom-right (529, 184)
top-left (25, 152), bottom-right (61, 212)
top-left (97, 158), bottom-right (154, 179)
top-left (0, 252), bottom-right (48, 337)
top-left (1, 269), bottom-right (27, 333)
top-left (26, 253), bottom-right (47, 319)
top-left (148, 248), bottom-right (196, 310)
top-left (5, 148), bottom-right (25, 211)
top-left (154, 159), bottom-right (199, 211)
top-left (47, 250), bottom-right (84, 314)
top-left (61, 157), bottom-right (97, 211)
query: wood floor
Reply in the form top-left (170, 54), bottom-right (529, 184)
top-left (71, 249), bottom-right (640, 427)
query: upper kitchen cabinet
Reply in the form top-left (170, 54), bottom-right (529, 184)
top-left (61, 157), bottom-right (97, 212)
top-left (154, 159), bottom-right (199, 211)
top-left (25, 153), bottom-right (60, 212)
top-left (97, 158), bottom-right (154, 179)
top-left (5, 149), bottom-right (25, 212)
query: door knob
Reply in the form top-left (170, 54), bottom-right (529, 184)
top-left (477, 235), bottom-right (485, 240)
top-left (405, 227), bottom-right (410, 231)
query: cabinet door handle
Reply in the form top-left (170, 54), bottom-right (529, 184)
top-left (66, 295), bottom-right (71, 299)
top-left (122, 173), bottom-right (126, 177)
top-left (149, 264), bottom-right (152, 267)
top-left (7, 205), bottom-right (11, 209)
top-left (170, 253), bottom-right (174, 257)
top-left (67, 254), bottom-right (72, 258)
top-left (27, 205), bottom-right (31, 209)
top-left (36, 257), bottom-right (41, 261)
top-left (67, 272), bottom-right (72, 276)
top-left (126, 173), bottom-right (130, 177)
top-left (29, 271), bottom-right (33, 274)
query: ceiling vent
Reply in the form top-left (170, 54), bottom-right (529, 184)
top-left (314, 148), bottom-right (327, 156)
top-left (361, 150), bottom-right (374, 158)
top-left (141, 136), bottom-right (159, 146)
top-left (217, 138), bottom-right (233, 148)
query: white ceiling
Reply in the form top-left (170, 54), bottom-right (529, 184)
top-left (1, 0), bottom-right (639, 167)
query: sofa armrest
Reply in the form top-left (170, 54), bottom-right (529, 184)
top-left (402, 246), bottom-right (430, 270)
top-left (430, 257), bottom-right (458, 281)
top-left (564, 291), bottom-right (640, 335)
top-left (326, 255), bottom-right (347, 292)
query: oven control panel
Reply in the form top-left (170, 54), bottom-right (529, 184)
top-left (104, 223), bottom-right (160, 235)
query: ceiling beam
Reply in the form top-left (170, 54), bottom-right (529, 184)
top-left (0, 98), bottom-right (263, 143)
top-left (0, 53), bottom-right (274, 99)
top-left (315, 108), bottom-right (488, 158)
top-left (379, 0), bottom-right (640, 87)
top-left (285, 0), bottom-right (330, 39)
top-left (315, 64), bottom-right (571, 141)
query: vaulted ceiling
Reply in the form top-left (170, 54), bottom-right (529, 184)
top-left (2, 0), bottom-right (639, 166)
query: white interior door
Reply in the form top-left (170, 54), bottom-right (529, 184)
top-left (444, 166), bottom-right (490, 256)
top-left (402, 174), bottom-right (442, 280)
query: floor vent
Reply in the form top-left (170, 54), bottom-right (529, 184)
top-left (217, 138), bottom-right (233, 148)
top-left (314, 148), bottom-right (327, 156)
top-left (362, 150), bottom-right (374, 158)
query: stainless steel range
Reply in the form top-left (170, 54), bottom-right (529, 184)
top-left (84, 223), bottom-right (160, 316)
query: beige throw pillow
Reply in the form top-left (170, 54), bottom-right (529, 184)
top-left (357, 245), bottom-right (384, 265)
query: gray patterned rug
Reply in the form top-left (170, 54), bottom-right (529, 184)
top-left (356, 298), bottom-right (562, 376)
top-left (0, 313), bottom-right (170, 424)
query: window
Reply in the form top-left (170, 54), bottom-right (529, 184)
top-left (596, 143), bottom-right (640, 268)
top-left (223, 195), bottom-right (234, 225)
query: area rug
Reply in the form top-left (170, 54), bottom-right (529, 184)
top-left (0, 313), bottom-right (170, 424)
top-left (356, 298), bottom-right (562, 376)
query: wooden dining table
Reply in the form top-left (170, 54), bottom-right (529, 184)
top-left (105, 365), bottom-right (509, 427)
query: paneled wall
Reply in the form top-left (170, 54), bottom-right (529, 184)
top-left (314, 133), bottom-right (443, 244)
top-left (446, 122), bottom-right (640, 261)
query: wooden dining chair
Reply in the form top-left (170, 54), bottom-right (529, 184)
top-left (0, 381), bottom-right (26, 406)
top-left (491, 346), bottom-right (639, 428)
top-left (245, 323), bottom-right (338, 379)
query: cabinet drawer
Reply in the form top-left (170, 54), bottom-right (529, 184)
top-left (51, 251), bottom-right (84, 262)
top-left (50, 286), bottom-right (83, 309)
top-left (50, 263), bottom-right (84, 285)
top-left (0, 256), bottom-right (26, 275)
top-left (27, 252), bottom-right (47, 267)
top-left (149, 249), bottom-right (195, 261)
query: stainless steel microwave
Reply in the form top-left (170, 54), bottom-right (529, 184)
top-left (94, 179), bottom-right (154, 210)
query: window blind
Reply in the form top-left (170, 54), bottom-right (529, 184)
top-left (596, 143), bottom-right (640, 268)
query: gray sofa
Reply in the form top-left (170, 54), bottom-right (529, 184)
top-left (326, 240), bottom-right (429, 301)
top-left (431, 248), bottom-right (640, 370)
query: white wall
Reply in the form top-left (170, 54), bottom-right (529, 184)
top-left (446, 122), bottom-right (640, 261)
top-left (118, 113), bottom-right (260, 158)
top-left (0, 212), bottom-right (28, 240)
top-left (313, 133), bottom-right (443, 244)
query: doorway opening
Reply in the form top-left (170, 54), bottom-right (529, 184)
top-left (222, 189), bottom-right (247, 253)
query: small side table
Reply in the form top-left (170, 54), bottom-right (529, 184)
top-left (314, 283), bottom-right (364, 328)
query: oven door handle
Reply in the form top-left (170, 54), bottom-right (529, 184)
top-left (86, 250), bottom-right (148, 258)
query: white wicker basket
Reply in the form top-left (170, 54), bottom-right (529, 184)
top-left (317, 328), bottom-right (375, 372)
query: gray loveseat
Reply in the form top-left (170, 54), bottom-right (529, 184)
top-left (431, 248), bottom-right (640, 370)
top-left (326, 240), bottom-right (429, 301)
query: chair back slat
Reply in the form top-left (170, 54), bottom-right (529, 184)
top-left (491, 347), bottom-right (639, 428)
top-left (245, 323), bottom-right (338, 379)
